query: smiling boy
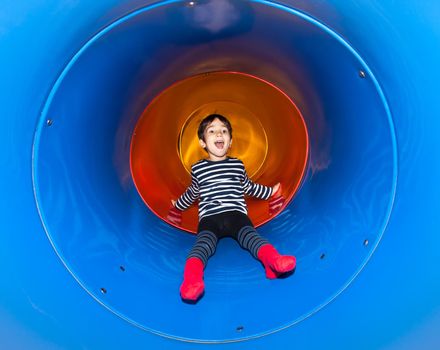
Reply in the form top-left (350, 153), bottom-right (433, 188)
top-left (172, 114), bottom-right (296, 302)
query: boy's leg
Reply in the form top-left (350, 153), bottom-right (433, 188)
top-left (236, 225), bottom-right (269, 260)
top-left (181, 217), bottom-right (219, 301)
top-left (187, 230), bottom-right (218, 266)
top-left (230, 212), bottom-right (296, 279)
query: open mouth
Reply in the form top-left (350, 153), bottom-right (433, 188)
top-left (214, 141), bottom-right (224, 149)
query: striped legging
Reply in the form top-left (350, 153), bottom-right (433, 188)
top-left (187, 211), bottom-right (269, 266)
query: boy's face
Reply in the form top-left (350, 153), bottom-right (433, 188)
top-left (199, 118), bottom-right (232, 161)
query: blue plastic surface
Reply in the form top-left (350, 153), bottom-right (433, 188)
top-left (1, 0), bottom-right (440, 348)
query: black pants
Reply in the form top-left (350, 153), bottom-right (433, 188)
top-left (187, 211), bottom-right (269, 266)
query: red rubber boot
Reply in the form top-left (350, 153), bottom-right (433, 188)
top-left (257, 244), bottom-right (296, 279)
top-left (180, 257), bottom-right (205, 301)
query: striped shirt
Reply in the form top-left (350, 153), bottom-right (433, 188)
top-left (175, 157), bottom-right (273, 220)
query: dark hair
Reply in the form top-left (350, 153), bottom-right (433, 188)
top-left (197, 114), bottom-right (233, 141)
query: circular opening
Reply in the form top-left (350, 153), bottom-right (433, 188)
top-left (32, 0), bottom-right (396, 343)
top-left (178, 100), bottom-right (268, 178)
top-left (130, 71), bottom-right (308, 232)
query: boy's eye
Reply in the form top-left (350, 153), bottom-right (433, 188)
top-left (222, 129), bottom-right (228, 134)
top-left (208, 129), bottom-right (214, 134)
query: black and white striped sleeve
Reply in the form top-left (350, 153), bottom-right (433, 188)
top-left (242, 165), bottom-right (273, 200)
top-left (175, 170), bottom-right (199, 211)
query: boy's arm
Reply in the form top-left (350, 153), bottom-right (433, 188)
top-left (174, 171), bottom-right (199, 211)
top-left (242, 166), bottom-right (273, 200)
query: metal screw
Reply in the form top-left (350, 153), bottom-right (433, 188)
top-left (46, 119), bottom-right (53, 126)
top-left (364, 239), bottom-right (369, 246)
top-left (120, 266), bottom-right (126, 272)
top-left (100, 287), bottom-right (107, 294)
top-left (236, 326), bottom-right (244, 332)
top-left (359, 70), bottom-right (366, 78)
top-left (320, 253), bottom-right (326, 260)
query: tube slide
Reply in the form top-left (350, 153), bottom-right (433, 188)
top-left (1, 0), bottom-right (440, 349)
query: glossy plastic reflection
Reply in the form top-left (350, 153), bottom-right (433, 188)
top-left (10, 0), bottom-right (435, 346)
top-left (130, 71), bottom-right (309, 233)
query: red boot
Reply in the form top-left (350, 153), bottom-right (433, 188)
top-left (257, 244), bottom-right (296, 279)
top-left (180, 257), bottom-right (205, 301)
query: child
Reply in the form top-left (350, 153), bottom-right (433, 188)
top-left (171, 114), bottom-right (296, 302)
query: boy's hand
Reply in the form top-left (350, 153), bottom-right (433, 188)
top-left (269, 183), bottom-right (284, 216)
top-left (271, 183), bottom-right (281, 197)
top-left (167, 200), bottom-right (182, 225)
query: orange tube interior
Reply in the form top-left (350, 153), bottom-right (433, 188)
top-left (130, 71), bottom-right (308, 233)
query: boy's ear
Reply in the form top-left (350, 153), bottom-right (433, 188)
top-left (199, 139), bottom-right (206, 148)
